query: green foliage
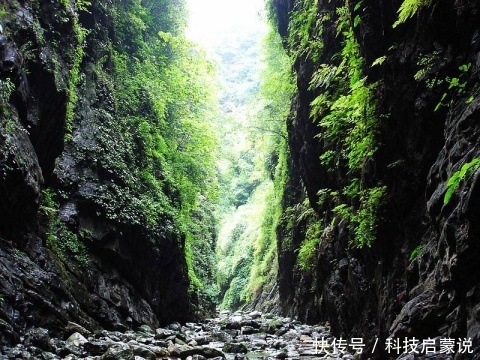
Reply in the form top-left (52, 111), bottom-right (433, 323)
top-left (444, 158), bottom-right (480, 205)
top-left (75, 0), bottom-right (91, 12)
top-left (247, 153), bottom-right (285, 296)
top-left (185, 235), bottom-right (202, 291)
top-left (307, 2), bottom-right (385, 248)
top-left (107, 35), bottom-right (219, 291)
top-left (222, 275), bottom-right (250, 310)
top-left (143, 0), bottom-right (187, 36)
top-left (257, 30), bottom-right (295, 139)
top-left (186, 202), bottom-right (220, 309)
top-left (297, 221), bottom-right (321, 271)
top-left (0, 4), bottom-right (7, 20)
top-left (371, 56), bottom-right (386, 67)
top-left (409, 244), bottom-right (425, 261)
top-left (52, 0), bottom-right (89, 140)
top-left (0, 79), bottom-right (14, 111)
top-left (310, 5), bottom-right (379, 171)
top-left (216, 183), bottom-right (268, 309)
top-left (333, 186), bottom-right (387, 247)
top-left (43, 0), bottom-right (221, 307)
top-left (3, 0), bottom-right (218, 312)
top-left (212, 26), bottom-right (285, 213)
top-left (244, 30), bottom-right (293, 302)
top-left (393, 0), bottom-right (433, 28)
top-left (434, 63), bottom-right (471, 111)
top-left (40, 189), bottom-right (89, 265)
top-left (288, 0), bottom-right (323, 61)
top-left (414, 51), bottom-right (441, 84)
top-left (65, 28), bottom-right (87, 140)
top-left (413, 54), bottom-right (475, 111)
top-left (215, 26), bottom-right (293, 308)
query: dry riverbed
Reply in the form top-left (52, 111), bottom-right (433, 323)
top-left (1, 311), bottom-right (352, 359)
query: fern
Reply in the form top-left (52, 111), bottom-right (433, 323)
top-left (308, 3), bottom-right (385, 248)
top-left (371, 56), bottom-right (386, 67)
top-left (288, 0), bottom-right (323, 61)
top-left (393, 0), bottom-right (433, 28)
top-left (297, 222), bottom-right (322, 271)
top-left (333, 186), bottom-right (386, 248)
top-left (0, 79), bottom-right (14, 104)
top-left (73, 0), bottom-right (91, 12)
top-left (409, 244), bottom-right (425, 261)
top-left (444, 158), bottom-right (480, 205)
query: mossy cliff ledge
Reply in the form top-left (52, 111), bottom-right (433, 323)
top-left (0, 0), bottom-right (215, 344)
top-left (270, 0), bottom-right (480, 357)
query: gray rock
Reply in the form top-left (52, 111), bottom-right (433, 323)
top-left (155, 328), bottom-right (176, 339)
top-left (249, 311), bottom-right (262, 319)
top-left (148, 345), bottom-right (169, 357)
top-left (137, 325), bottom-right (153, 334)
top-left (66, 332), bottom-right (88, 348)
top-left (64, 322), bottom-right (92, 338)
top-left (240, 326), bottom-right (256, 335)
top-left (223, 342), bottom-right (248, 353)
top-left (130, 343), bottom-right (156, 360)
top-left (40, 352), bottom-right (59, 360)
top-left (101, 343), bottom-right (135, 360)
top-left (169, 321), bottom-right (182, 331)
top-left (25, 328), bottom-right (53, 352)
top-left (240, 319), bottom-right (260, 329)
top-left (186, 355), bottom-right (207, 360)
top-left (56, 341), bottom-right (83, 357)
top-left (225, 321), bottom-right (241, 330)
top-left (1, 311), bottom-right (349, 359)
top-left (193, 335), bottom-right (210, 345)
top-left (196, 347), bottom-right (226, 358)
top-left (83, 340), bottom-right (109, 355)
top-left (59, 202), bottom-right (78, 224)
top-left (168, 344), bottom-right (194, 357)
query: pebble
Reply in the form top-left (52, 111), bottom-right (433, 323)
top-left (0, 311), bottom-right (348, 359)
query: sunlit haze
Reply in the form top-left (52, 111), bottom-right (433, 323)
top-left (186, 0), bottom-right (268, 48)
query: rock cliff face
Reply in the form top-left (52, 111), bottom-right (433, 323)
top-left (273, 0), bottom-right (480, 357)
top-left (0, 0), bottom-right (191, 345)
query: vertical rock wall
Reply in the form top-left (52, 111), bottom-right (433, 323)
top-left (274, 0), bottom-right (480, 357)
top-left (0, 0), bottom-right (192, 345)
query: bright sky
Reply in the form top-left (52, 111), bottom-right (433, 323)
top-left (186, 0), bottom-right (267, 47)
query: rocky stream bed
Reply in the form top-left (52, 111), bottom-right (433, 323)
top-left (0, 311), bottom-right (351, 359)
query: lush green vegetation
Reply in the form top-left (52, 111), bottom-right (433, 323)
top-left (40, 189), bottom-right (89, 265)
top-left (409, 244), bottom-right (425, 261)
top-left (32, 0), bottom-right (220, 310)
top-left (210, 17), bottom-right (268, 310)
top-left (286, 0), bottom-right (323, 61)
top-left (246, 29), bottom-right (294, 298)
top-left (214, 21), bottom-right (294, 309)
top-left (444, 158), bottom-right (480, 205)
top-left (62, 0), bottom-right (90, 138)
top-left (0, 79), bottom-right (14, 113)
top-left (94, 0), bottom-right (219, 304)
top-left (6, 0), bottom-right (400, 313)
top-left (393, 0), bottom-right (433, 28)
top-left (218, 0), bottom-right (391, 308)
top-left (288, 0), bottom-right (386, 249)
top-left (295, 205), bottom-right (322, 271)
